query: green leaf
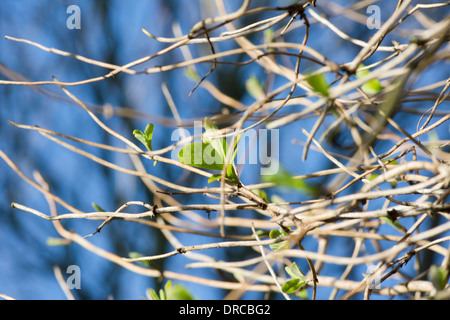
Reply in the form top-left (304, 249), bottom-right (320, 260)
top-left (380, 217), bottom-right (407, 234)
top-left (178, 142), bottom-right (225, 171)
top-left (147, 281), bottom-right (194, 300)
top-left (386, 159), bottom-right (398, 165)
top-left (203, 117), bottom-right (241, 165)
top-left (133, 130), bottom-right (146, 147)
top-left (255, 229), bottom-right (270, 237)
top-left (294, 288), bottom-right (308, 300)
top-left (148, 288), bottom-right (160, 300)
top-left (164, 281), bottom-right (172, 300)
top-left (203, 117), bottom-right (241, 182)
top-left (282, 262), bottom-right (307, 294)
top-left (282, 278), bottom-right (306, 294)
top-left (264, 28), bottom-right (274, 45)
top-left (92, 202), bottom-right (105, 212)
top-left (285, 262), bottom-right (304, 279)
top-left (178, 141), bottom-right (240, 183)
top-left (178, 118), bottom-right (240, 184)
top-left (128, 252), bottom-right (151, 267)
top-left (159, 288), bottom-right (166, 300)
top-left (184, 67), bottom-right (200, 81)
top-left (144, 123), bottom-right (154, 140)
top-left (269, 229), bottom-right (281, 238)
top-left (252, 189), bottom-right (269, 203)
top-left (305, 72), bottom-right (329, 97)
top-left (269, 228), bottom-right (289, 251)
top-left (134, 125), bottom-right (157, 166)
top-left (179, 118), bottom-right (226, 170)
top-left (231, 135), bottom-right (241, 163)
top-left (203, 117), bottom-right (227, 160)
top-left (428, 266), bottom-right (449, 291)
top-left (246, 75), bottom-right (265, 99)
top-left (270, 194), bottom-right (286, 204)
top-left (356, 64), bottom-right (383, 94)
top-left (46, 237), bottom-right (71, 246)
top-left (226, 163), bottom-right (240, 184)
top-left (261, 164), bottom-right (317, 195)
top-left (169, 284), bottom-right (195, 300)
top-left (208, 174), bottom-right (222, 184)
top-left (133, 123), bottom-right (154, 151)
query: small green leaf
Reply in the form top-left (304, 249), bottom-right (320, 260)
top-left (144, 123), bottom-right (154, 141)
top-left (169, 284), bottom-right (195, 300)
top-left (148, 288), bottom-right (160, 300)
top-left (128, 252), bottom-right (151, 267)
top-left (261, 165), bottom-right (317, 195)
top-left (428, 266), bottom-right (449, 291)
top-left (386, 159), bottom-right (398, 165)
top-left (246, 75), bottom-right (265, 99)
top-left (252, 189), bottom-right (269, 203)
top-left (269, 229), bottom-right (282, 239)
top-left (380, 217), bottom-right (407, 234)
top-left (226, 163), bottom-right (240, 184)
top-left (356, 64), bottom-right (383, 94)
top-left (264, 28), bottom-right (274, 45)
top-left (305, 72), bottom-right (329, 97)
top-left (208, 174), bottom-right (222, 184)
top-left (178, 142), bottom-right (224, 171)
top-left (164, 281), bottom-right (172, 300)
top-left (270, 194), bottom-right (286, 204)
top-left (282, 262), bottom-right (307, 294)
top-left (203, 116), bottom-right (218, 131)
top-left (281, 278), bottom-right (306, 294)
top-left (269, 228), bottom-right (289, 251)
top-left (133, 123), bottom-right (154, 151)
top-left (147, 281), bottom-right (195, 300)
top-left (92, 202), bottom-right (105, 212)
top-left (177, 118), bottom-right (240, 184)
top-left (133, 130), bottom-right (146, 146)
top-left (178, 142), bottom-right (240, 183)
top-left (294, 288), bottom-right (308, 300)
top-left (46, 237), bottom-right (71, 246)
top-left (178, 118), bottom-right (240, 184)
top-left (231, 135), bottom-right (242, 164)
top-left (285, 262), bottom-right (304, 279)
top-left (390, 180), bottom-right (398, 189)
top-left (203, 117), bottom-right (227, 160)
top-left (204, 117), bottom-right (240, 180)
top-left (255, 229), bottom-right (270, 237)
top-left (159, 288), bottom-right (167, 300)
top-left (164, 280), bottom-right (172, 290)
top-left (184, 67), bottom-right (200, 81)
